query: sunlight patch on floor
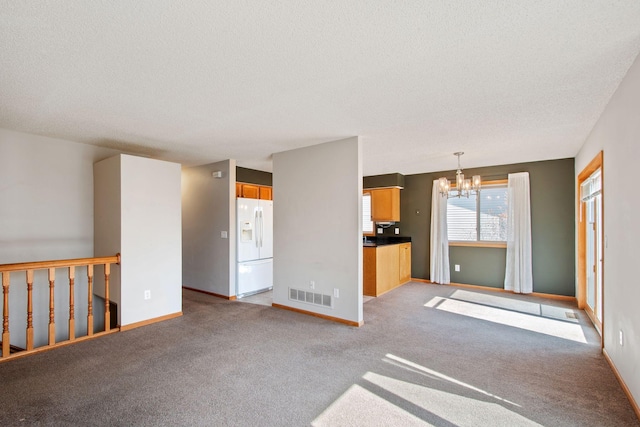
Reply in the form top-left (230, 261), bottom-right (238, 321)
top-left (448, 290), bottom-right (579, 323)
top-left (425, 296), bottom-right (587, 343)
top-left (384, 353), bottom-right (519, 406)
top-left (312, 384), bottom-right (431, 427)
top-left (313, 354), bottom-right (541, 427)
top-left (363, 371), bottom-right (542, 427)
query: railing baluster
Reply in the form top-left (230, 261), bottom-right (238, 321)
top-left (48, 268), bottom-right (55, 346)
top-left (26, 270), bottom-right (34, 350)
top-left (2, 272), bottom-right (10, 358)
top-left (68, 266), bottom-right (75, 341)
top-left (104, 263), bottom-right (111, 332)
top-left (87, 265), bottom-right (93, 336)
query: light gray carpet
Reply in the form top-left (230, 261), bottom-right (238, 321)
top-left (0, 283), bottom-right (637, 426)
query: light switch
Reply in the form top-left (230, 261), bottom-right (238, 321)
top-left (221, 231), bottom-right (228, 238)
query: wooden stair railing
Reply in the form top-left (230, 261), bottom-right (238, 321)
top-left (0, 254), bottom-right (120, 360)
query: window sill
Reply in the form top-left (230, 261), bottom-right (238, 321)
top-left (449, 241), bottom-right (507, 248)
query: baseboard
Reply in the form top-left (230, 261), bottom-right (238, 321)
top-left (182, 286), bottom-right (237, 300)
top-left (272, 303), bottom-right (363, 327)
top-left (603, 349), bottom-right (640, 421)
top-left (530, 291), bottom-right (576, 302)
top-left (120, 312), bottom-right (183, 332)
top-left (412, 279), bottom-right (577, 303)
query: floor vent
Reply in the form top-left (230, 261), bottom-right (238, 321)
top-left (289, 288), bottom-right (333, 308)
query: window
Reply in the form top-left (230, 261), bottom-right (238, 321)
top-left (447, 184), bottom-right (508, 244)
top-left (362, 192), bottom-right (374, 235)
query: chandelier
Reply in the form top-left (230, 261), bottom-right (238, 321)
top-left (438, 152), bottom-right (481, 198)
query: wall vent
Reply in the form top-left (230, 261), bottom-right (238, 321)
top-left (289, 288), bottom-right (333, 308)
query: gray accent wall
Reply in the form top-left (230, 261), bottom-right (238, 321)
top-left (363, 173), bottom-right (405, 189)
top-left (401, 158), bottom-right (575, 296)
top-left (273, 137), bottom-right (363, 324)
top-left (236, 166), bottom-right (272, 186)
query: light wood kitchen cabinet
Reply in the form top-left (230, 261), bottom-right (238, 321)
top-left (363, 242), bottom-right (411, 297)
top-left (399, 243), bottom-right (411, 284)
top-left (259, 186), bottom-right (272, 200)
top-left (237, 183), bottom-right (272, 200)
top-left (240, 184), bottom-right (259, 199)
top-left (371, 188), bottom-right (400, 222)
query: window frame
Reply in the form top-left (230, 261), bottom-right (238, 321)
top-left (362, 191), bottom-right (375, 236)
top-left (447, 179), bottom-right (508, 248)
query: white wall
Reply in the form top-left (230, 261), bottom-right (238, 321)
top-left (0, 129), bottom-right (119, 345)
top-left (182, 160), bottom-right (236, 296)
top-left (272, 137), bottom-right (363, 325)
top-left (0, 129), bottom-right (119, 262)
top-left (94, 154), bottom-right (182, 326)
top-left (576, 52), bottom-right (640, 407)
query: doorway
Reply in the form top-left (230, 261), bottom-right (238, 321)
top-left (577, 152), bottom-right (604, 337)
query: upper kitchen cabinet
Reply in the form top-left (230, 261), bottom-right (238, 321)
top-left (371, 188), bottom-right (400, 222)
top-left (259, 186), bottom-right (272, 200)
top-left (240, 183), bottom-right (259, 199)
top-left (237, 182), bottom-right (273, 200)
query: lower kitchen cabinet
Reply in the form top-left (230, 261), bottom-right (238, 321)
top-left (399, 243), bottom-right (411, 284)
top-left (363, 243), bottom-right (411, 297)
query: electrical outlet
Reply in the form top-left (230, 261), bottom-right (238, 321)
top-left (455, 264), bottom-right (460, 272)
top-left (221, 231), bottom-right (228, 239)
top-left (310, 280), bottom-right (315, 289)
top-left (144, 290), bottom-right (151, 300)
top-left (620, 330), bottom-right (624, 346)
top-left (394, 228), bottom-right (400, 235)
top-left (334, 288), bottom-right (339, 298)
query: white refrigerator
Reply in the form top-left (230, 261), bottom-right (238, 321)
top-left (237, 197), bottom-right (273, 296)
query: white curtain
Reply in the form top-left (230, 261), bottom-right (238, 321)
top-left (504, 172), bottom-right (533, 294)
top-left (430, 180), bottom-right (450, 284)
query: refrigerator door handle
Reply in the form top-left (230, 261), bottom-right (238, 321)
top-left (260, 210), bottom-right (264, 247)
top-left (255, 210), bottom-right (259, 248)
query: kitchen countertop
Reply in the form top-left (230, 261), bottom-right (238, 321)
top-left (363, 236), bottom-right (411, 247)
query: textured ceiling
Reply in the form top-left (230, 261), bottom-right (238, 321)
top-left (1, 1), bottom-right (640, 175)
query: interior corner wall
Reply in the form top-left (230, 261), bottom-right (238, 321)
top-left (575, 52), bottom-right (640, 409)
top-left (182, 160), bottom-right (236, 297)
top-left (401, 158), bottom-right (575, 296)
top-left (94, 154), bottom-right (182, 327)
top-left (272, 137), bottom-right (363, 324)
top-left (94, 155), bottom-right (123, 311)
